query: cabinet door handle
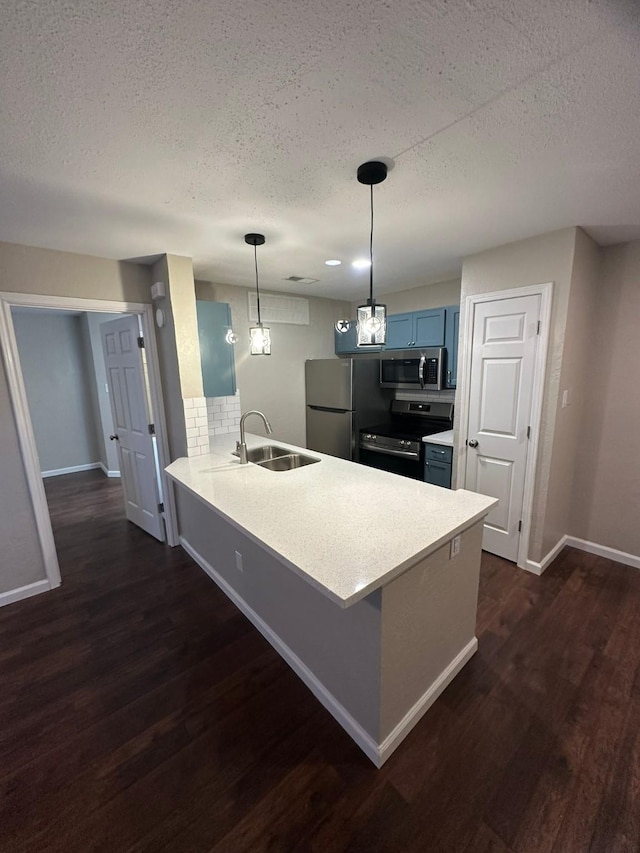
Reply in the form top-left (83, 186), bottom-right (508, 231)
top-left (447, 370), bottom-right (451, 382)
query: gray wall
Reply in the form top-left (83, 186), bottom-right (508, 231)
top-left (542, 229), bottom-right (601, 557)
top-left (460, 227), bottom-right (577, 563)
top-left (195, 281), bottom-right (351, 446)
top-left (357, 277), bottom-right (461, 315)
top-left (571, 239), bottom-right (640, 556)
top-left (82, 312), bottom-right (121, 473)
top-left (151, 255), bottom-right (188, 460)
top-left (177, 487), bottom-right (382, 738)
top-left (0, 241), bottom-right (151, 595)
top-left (0, 376), bottom-right (44, 593)
top-left (12, 311), bottom-right (101, 474)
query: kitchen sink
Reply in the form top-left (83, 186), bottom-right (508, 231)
top-left (234, 445), bottom-right (292, 464)
top-left (257, 453), bottom-right (320, 472)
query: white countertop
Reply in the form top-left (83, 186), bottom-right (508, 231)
top-left (422, 429), bottom-right (454, 447)
top-left (166, 434), bottom-right (496, 608)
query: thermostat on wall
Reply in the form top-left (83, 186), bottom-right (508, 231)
top-left (151, 281), bottom-right (166, 300)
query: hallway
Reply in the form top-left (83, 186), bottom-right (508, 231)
top-left (1, 471), bottom-right (640, 851)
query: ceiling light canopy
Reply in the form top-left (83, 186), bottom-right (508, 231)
top-left (244, 233), bottom-right (271, 356)
top-left (325, 259), bottom-right (342, 266)
top-left (351, 258), bottom-right (371, 270)
top-left (356, 160), bottom-right (388, 347)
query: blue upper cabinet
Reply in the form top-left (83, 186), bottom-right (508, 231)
top-left (413, 308), bottom-right (446, 347)
top-left (196, 300), bottom-right (237, 398)
top-left (334, 321), bottom-right (358, 354)
top-left (444, 304), bottom-right (460, 388)
top-left (385, 313), bottom-right (413, 349)
top-left (384, 308), bottom-right (446, 350)
top-left (333, 306), bottom-right (459, 362)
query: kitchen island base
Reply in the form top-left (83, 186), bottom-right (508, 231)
top-left (175, 486), bottom-right (484, 767)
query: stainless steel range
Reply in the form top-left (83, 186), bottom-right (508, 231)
top-left (359, 400), bottom-right (454, 480)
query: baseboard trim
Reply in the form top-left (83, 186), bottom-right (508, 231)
top-left (181, 535), bottom-right (477, 767)
top-left (99, 462), bottom-right (121, 478)
top-left (0, 579), bottom-right (51, 608)
top-left (526, 534), bottom-right (640, 575)
top-left (524, 535), bottom-right (569, 575)
top-left (565, 537), bottom-right (640, 571)
top-left (377, 637), bottom-right (478, 766)
top-left (41, 462), bottom-right (101, 478)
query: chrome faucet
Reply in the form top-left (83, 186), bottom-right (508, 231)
top-left (236, 410), bottom-right (273, 464)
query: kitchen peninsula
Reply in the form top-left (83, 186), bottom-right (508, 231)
top-left (166, 434), bottom-right (496, 766)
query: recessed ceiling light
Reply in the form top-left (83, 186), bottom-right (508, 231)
top-left (325, 259), bottom-right (342, 266)
top-left (352, 258), bottom-right (372, 270)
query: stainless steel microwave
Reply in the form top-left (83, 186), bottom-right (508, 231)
top-left (379, 348), bottom-right (445, 390)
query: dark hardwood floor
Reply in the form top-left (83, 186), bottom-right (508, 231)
top-left (1, 470), bottom-right (639, 852)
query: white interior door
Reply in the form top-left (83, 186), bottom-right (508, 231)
top-left (464, 294), bottom-right (540, 562)
top-left (101, 316), bottom-right (164, 542)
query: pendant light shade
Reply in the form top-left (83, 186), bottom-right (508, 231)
top-left (244, 233), bottom-right (271, 356)
top-left (356, 160), bottom-right (388, 347)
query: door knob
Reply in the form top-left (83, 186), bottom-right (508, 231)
top-left (467, 439), bottom-right (479, 448)
top-left (110, 434), bottom-right (119, 441)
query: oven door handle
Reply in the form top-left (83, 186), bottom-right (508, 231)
top-left (360, 443), bottom-right (419, 459)
top-left (418, 354), bottom-right (426, 389)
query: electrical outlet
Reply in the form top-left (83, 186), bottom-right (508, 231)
top-left (450, 536), bottom-right (461, 559)
top-left (562, 389), bottom-right (571, 408)
top-left (235, 550), bottom-right (243, 572)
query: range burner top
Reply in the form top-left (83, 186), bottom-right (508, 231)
top-left (359, 400), bottom-right (454, 464)
top-left (360, 399), bottom-right (453, 441)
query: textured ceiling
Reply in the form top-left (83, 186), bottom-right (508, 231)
top-left (1, 0), bottom-right (639, 300)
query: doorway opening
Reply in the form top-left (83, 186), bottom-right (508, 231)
top-left (0, 292), bottom-right (178, 597)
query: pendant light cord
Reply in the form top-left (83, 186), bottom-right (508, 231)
top-left (369, 183), bottom-right (374, 307)
top-left (253, 243), bottom-right (262, 325)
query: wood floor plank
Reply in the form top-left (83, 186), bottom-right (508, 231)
top-left (1, 470), bottom-right (639, 852)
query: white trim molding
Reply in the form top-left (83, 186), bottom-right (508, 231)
top-left (99, 462), bottom-right (121, 478)
top-left (181, 535), bottom-right (477, 768)
top-left (525, 535), bottom-right (640, 575)
top-left (456, 282), bottom-right (553, 572)
top-left (0, 579), bottom-right (53, 609)
top-left (42, 462), bottom-right (101, 478)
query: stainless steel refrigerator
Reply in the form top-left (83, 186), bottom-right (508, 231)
top-left (305, 358), bottom-right (388, 460)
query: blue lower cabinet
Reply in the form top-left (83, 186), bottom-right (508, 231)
top-left (196, 300), bottom-right (237, 398)
top-left (423, 443), bottom-right (452, 488)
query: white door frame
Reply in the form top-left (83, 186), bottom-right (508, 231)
top-left (456, 282), bottom-right (553, 570)
top-left (0, 291), bottom-right (179, 591)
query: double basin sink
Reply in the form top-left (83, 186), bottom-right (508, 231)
top-left (238, 445), bottom-right (320, 472)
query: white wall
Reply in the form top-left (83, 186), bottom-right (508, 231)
top-left (12, 311), bottom-right (102, 474)
top-left (195, 281), bottom-right (351, 446)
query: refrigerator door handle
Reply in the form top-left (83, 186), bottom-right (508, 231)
top-left (307, 405), bottom-right (351, 414)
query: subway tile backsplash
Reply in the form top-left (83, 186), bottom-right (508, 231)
top-left (183, 392), bottom-right (241, 457)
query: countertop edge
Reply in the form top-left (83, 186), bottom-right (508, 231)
top-left (166, 465), bottom-right (496, 609)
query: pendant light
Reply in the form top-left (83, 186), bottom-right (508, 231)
top-left (356, 160), bottom-right (388, 347)
top-left (244, 233), bottom-right (271, 356)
